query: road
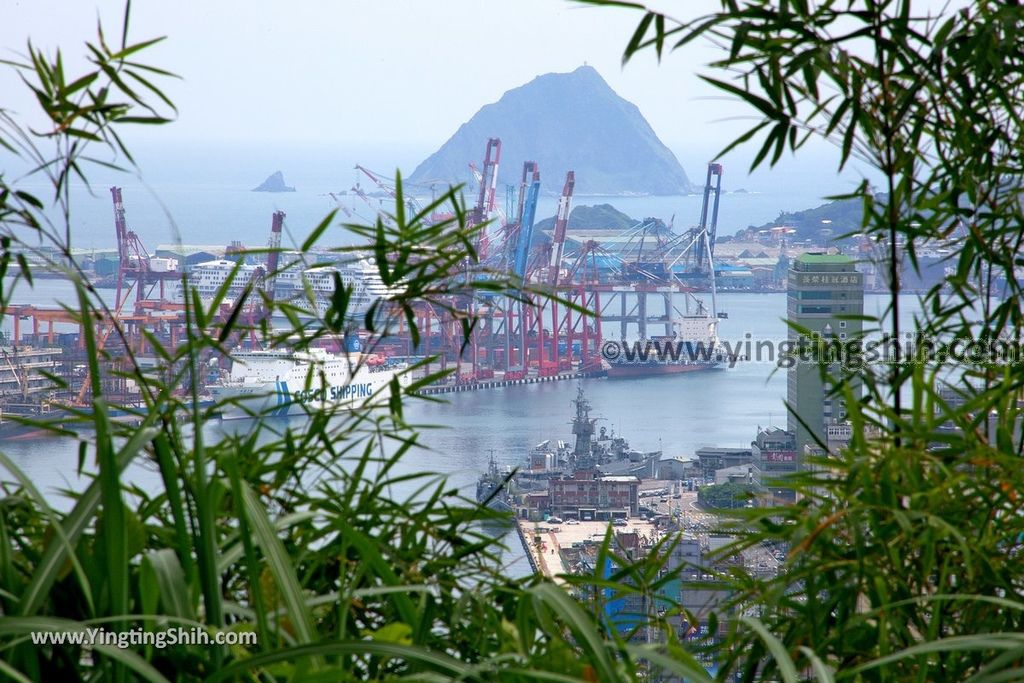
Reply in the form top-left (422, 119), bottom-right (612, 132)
top-left (641, 489), bottom-right (782, 573)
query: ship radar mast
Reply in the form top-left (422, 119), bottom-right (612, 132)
top-left (571, 384), bottom-right (596, 458)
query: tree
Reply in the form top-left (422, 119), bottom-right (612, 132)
top-left (697, 482), bottom-right (754, 510)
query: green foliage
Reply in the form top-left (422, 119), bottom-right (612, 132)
top-left (588, 0), bottom-right (1024, 679)
top-left (696, 482), bottom-right (755, 510)
top-left (0, 7), bottom-right (662, 682)
top-left (5, 2), bottom-right (1024, 682)
top-left (753, 197), bottom-right (868, 243)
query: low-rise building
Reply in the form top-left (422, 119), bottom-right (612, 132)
top-left (696, 446), bottom-right (753, 480)
top-left (751, 427), bottom-right (798, 502)
top-left (714, 464), bottom-right (754, 486)
top-left (547, 470), bottom-right (640, 520)
top-left (657, 455), bottom-right (700, 480)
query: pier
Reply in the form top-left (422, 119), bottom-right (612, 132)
top-left (421, 369), bottom-right (605, 395)
top-left (516, 518), bottom-right (661, 583)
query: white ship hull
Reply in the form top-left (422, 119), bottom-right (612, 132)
top-left (210, 348), bottom-right (409, 420)
top-left (175, 255), bottom-right (401, 319)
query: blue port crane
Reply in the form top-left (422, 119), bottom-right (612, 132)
top-left (513, 162), bottom-right (542, 282)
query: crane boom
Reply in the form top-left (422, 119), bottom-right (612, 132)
top-left (110, 187), bottom-right (158, 311)
top-left (470, 138), bottom-right (502, 260)
top-left (547, 171), bottom-right (576, 286)
top-left (695, 163), bottom-right (723, 271)
top-left (473, 138), bottom-right (502, 222)
top-left (354, 165), bottom-right (395, 199)
top-left (513, 162), bottom-right (541, 281)
top-left (265, 211), bottom-right (285, 298)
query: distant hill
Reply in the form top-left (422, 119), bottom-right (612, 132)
top-left (534, 204), bottom-right (638, 232)
top-left (756, 197), bottom-right (865, 241)
top-left (408, 66), bottom-right (693, 196)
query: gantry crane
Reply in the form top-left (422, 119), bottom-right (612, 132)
top-left (470, 138), bottom-right (502, 260)
top-left (547, 171), bottom-right (576, 287)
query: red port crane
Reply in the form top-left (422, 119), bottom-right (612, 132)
top-left (265, 210), bottom-right (284, 296)
top-left (111, 187), bottom-right (153, 310)
top-left (470, 138), bottom-right (502, 260)
top-left (110, 187), bottom-right (178, 311)
top-left (547, 170), bottom-right (576, 286)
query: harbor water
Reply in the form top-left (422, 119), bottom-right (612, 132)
top-left (0, 283), bottom-right (922, 576)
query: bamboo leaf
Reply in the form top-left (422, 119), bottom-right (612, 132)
top-left (238, 482), bottom-right (317, 645)
top-left (141, 549), bottom-right (194, 620)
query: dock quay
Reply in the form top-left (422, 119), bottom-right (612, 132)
top-left (516, 518), bottom-right (662, 583)
top-left (421, 369), bottom-right (605, 395)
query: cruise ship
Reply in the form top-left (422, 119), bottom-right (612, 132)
top-left (210, 346), bottom-right (410, 419)
top-left (272, 257), bottom-right (403, 315)
top-left (174, 255), bottom-right (400, 316)
top-left (175, 259), bottom-right (259, 302)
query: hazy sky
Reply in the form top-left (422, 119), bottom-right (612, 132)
top-left (2, 0), bottom-right (965, 182)
top-left (0, 1), bottom-right (771, 153)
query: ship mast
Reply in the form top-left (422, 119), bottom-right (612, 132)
top-left (571, 385), bottom-right (596, 459)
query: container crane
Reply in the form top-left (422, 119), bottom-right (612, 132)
top-left (537, 171), bottom-right (576, 377)
top-left (470, 138), bottom-right (502, 260)
top-left (547, 171), bottom-right (576, 287)
top-left (668, 162), bottom-right (724, 285)
top-left (111, 187), bottom-right (154, 311)
top-left (109, 187), bottom-right (180, 312)
top-left (470, 162), bottom-right (507, 225)
top-left (513, 162), bottom-right (541, 282)
top-left (695, 163), bottom-right (723, 271)
top-left (265, 211), bottom-right (284, 297)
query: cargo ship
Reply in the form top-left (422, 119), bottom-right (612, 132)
top-left (605, 293), bottom-right (721, 378)
top-left (209, 346), bottom-right (409, 419)
top-left (0, 406), bottom-right (66, 440)
top-left (0, 346), bottom-right (67, 440)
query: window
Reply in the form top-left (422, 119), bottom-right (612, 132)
top-left (839, 321), bottom-right (847, 328)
